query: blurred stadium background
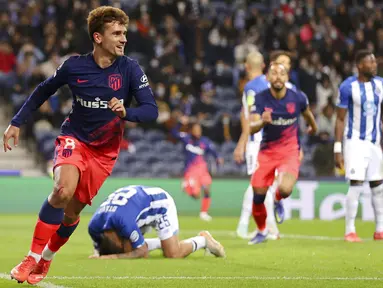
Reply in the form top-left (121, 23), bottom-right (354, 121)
top-left (1, 0), bottom-right (383, 287)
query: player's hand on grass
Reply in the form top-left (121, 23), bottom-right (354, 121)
top-left (3, 125), bottom-right (20, 152)
top-left (109, 97), bottom-right (126, 118)
top-left (233, 144), bottom-right (245, 164)
top-left (261, 111), bottom-right (272, 124)
top-left (335, 153), bottom-right (344, 170)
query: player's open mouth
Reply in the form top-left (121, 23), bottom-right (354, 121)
top-left (117, 46), bottom-right (124, 50)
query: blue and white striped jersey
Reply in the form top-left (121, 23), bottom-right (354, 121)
top-left (337, 76), bottom-right (383, 144)
top-left (88, 185), bottom-right (171, 249)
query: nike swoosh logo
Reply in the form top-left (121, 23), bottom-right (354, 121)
top-left (77, 79), bottom-right (88, 83)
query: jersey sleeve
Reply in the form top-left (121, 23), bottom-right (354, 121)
top-left (112, 215), bottom-right (145, 249)
top-left (171, 123), bottom-right (189, 144)
top-left (124, 60), bottom-right (158, 123)
top-left (10, 58), bottom-right (70, 127)
top-left (336, 81), bottom-right (351, 109)
top-left (299, 90), bottom-right (309, 112)
top-left (205, 139), bottom-right (219, 159)
top-left (242, 85), bottom-right (256, 119)
top-left (253, 92), bottom-right (264, 115)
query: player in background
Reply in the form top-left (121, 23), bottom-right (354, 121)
top-left (234, 51), bottom-right (302, 240)
top-left (334, 50), bottom-right (383, 242)
top-left (233, 51), bottom-right (278, 239)
top-left (248, 63), bottom-right (317, 244)
top-left (88, 185), bottom-right (225, 259)
top-left (171, 115), bottom-right (224, 222)
top-left (3, 7), bottom-right (158, 285)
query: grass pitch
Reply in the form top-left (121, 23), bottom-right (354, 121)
top-left (0, 215), bottom-right (382, 287)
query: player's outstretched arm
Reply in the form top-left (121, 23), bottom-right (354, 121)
top-left (301, 108), bottom-right (318, 135)
top-left (334, 107), bottom-right (347, 169)
top-left (3, 60), bottom-right (69, 151)
top-left (233, 110), bottom-right (249, 163)
top-left (95, 244), bottom-right (149, 259)
top-left (10, 60), bottom-right (69, 129)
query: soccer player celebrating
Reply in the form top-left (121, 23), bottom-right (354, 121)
top-left (171, 115), bottom-right (224, 221)
top-left (234, 51), bottom-right (278, 239)
top-left (234, 51), bottom-right (302, 240)
top-left (3, 6), bottom-right (158, 284)
top-left (248, 63), bottom-right (317, 244)
top-left (334, 50), bottom-right (383, 242)
top-left (88, 185), bottom-right (226, 259)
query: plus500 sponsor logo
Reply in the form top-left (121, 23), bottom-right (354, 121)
top-left (76, 96), bottom-right (124, 109)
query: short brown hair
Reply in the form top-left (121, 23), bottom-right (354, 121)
top-left (269, 50), bottom-right (292, 62)
top-left (87, 6), bottom-right (129, 42)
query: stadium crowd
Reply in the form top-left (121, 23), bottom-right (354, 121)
top-left (1, 0), bottom-right (383, 177)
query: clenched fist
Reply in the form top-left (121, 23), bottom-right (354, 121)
top-left (261, 111), bottom-right (272, 124)
top-left (109, 97), bottom-right (126, 118)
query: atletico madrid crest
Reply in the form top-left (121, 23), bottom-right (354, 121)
top-left (109, 74), bottom-right (122, 91)
top-left (286, 103), bottom-right (296, 114)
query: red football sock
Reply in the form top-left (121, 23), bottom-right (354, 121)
top-left (275, 189), bottom-right (283, 201)
top-left (30, 219), bottom-right (61, 254)
top-left (252, 203), bottom-right (267, 231)
top-left (47, 233), bottom-right (69, 253)
top-left (48, 218), bottom-right (80, 253)
top-left (201, 197), bottom-right (211, 213)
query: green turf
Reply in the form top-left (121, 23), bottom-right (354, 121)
top-left (0, 215), bottom-right (382, 287)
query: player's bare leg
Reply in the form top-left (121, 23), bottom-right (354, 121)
top-left (248, 187), bottom-right (269, 245)
top-left (344, 180), bottom-right (363, 242)
top-left (274, 172), bottom-right (297, 224)
top-left (161, 233), bottom-right (225, 258)
top-left (369, 180), bottom-right (383, 240)
top-left (200, 186), bottom-right (212, 221)
top-left (11, 164), bottom-right (79, 283)
top-left (28, 196), bottom-right (86, 285)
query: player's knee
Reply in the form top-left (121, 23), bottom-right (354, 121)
top-left (52, 184), bottom-right (75, 204)
top-left (278, 184), bottom-right (292, 198)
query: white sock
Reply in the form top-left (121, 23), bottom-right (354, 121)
top-left (145, 238), bottom-right (162, 251)
top-left (345, 185), bottom-right (363, 235)
top-left (184, 236), bottom-right (206, 252)
top-left (371, 184), bottom-right (383, 233)
top-left (41, 246), bottom-right (55, 261)
top-left (265, 188), bottom-right (278, 235)
top-left (238, 185), bottom-right (253, 229)
top-left (28, 251), bottom-right (41, 263)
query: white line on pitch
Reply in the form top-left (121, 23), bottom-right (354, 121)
top-left (0, 273), bottom-right (69, 288)
top-left (44, 275), bottom-right (383, 281)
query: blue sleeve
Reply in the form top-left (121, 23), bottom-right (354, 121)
top-left (123, 61), bottom-right (158, 123)
top-left (206, 139), bottom-right (219, 159)
top-left (253, 94), bottom-right (264, 115)
top-left (112, 215), bottom-right (145, 249)
top-left (171, 123), bottom-right (189, 143)
top-left (336, 81), bottom-right (351, 109)
top-left (299, 91), bottom-right (309, 112)
top-left (10, 59), bottom-right (70, 127)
